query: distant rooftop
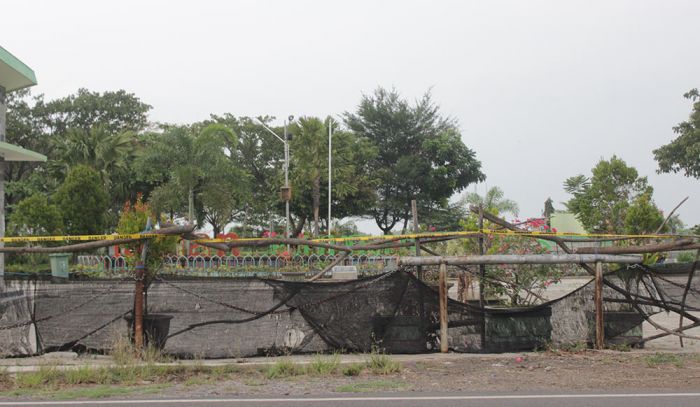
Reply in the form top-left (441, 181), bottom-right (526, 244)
top-left (0, 46), bottom-right (37, 91)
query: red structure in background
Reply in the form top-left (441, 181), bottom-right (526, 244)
top-left (112, 232), bottom-right (241, 258)
top-left (182, 232), bottom-right (241, 257)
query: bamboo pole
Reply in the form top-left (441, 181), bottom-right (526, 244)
top-left (594, 261), bottom-right (604, 350)
top-left (411, 199), bottom-right (422, 280)
top-left (439, 262), bottom-right (448, 353)
top-left (133, 261), bottom-right (145, 350)
top-left (398, 254), bottom-right (642, 266)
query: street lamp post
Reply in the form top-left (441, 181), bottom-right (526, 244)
top-left (328, 118), bottom-right (332, 237)
top-left (283, 119), bottom-right (291, 241)
top-left (256, 117), bottom-right (293, 244)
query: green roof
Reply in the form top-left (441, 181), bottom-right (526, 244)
top-left (550, 212), bottom-right (587, 234)
top-left (0, 46), bottom-right (37, 91)
top-left (0, 141), bottom-right (46, 162)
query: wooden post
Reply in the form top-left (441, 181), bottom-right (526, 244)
top-left (411, 199), bottom-right (422, 280)
top-left (594, 261), bottom-right (604, 350)
top-left (133, 261), bottom-right (145, 350)
top-left (439, 262), bottom-right (449, 353)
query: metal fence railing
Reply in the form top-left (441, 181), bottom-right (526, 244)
top-left (76, 254), bottom-right (394, 278)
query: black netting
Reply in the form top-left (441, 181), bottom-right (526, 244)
top-left (2, 264), bottom-right (699, 358)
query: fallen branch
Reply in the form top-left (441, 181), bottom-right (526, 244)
top-left (656, 196), bottom-right (689, 234)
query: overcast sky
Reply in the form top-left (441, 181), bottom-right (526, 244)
top-left (3, 0), bottom-right (700, 232)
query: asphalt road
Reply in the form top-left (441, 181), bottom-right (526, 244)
top-left (1, 392), bottom-right (700, 407)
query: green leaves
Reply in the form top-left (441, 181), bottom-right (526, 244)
top-left (53, 165), bottom-right (109, 235)
top-left (135, 123), bottom-right (246, 235)
top-left (346, 87), bottom-right (485, 233)
top-left (564, 156), bottom-right (662, 234)
top-left (8, 195), bottom-right (63, 236)
top-left (653, 89), bottom-right (700, 178)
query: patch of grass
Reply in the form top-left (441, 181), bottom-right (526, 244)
top-left (552, 341), bottom-right (588, 353)
top-left (15, 366), bottom-right (61, 388)
top-left (306, 354), bottom-right (340, 375)
top-left (342, 363), bottom-right (364, 377)
top-left (335, 379), bottom-right (407, 393)
top-left (366, 353), bottom-right (401, 375)
top-left (609, 343), bottom-right (632, 352)
top-left (264, 359), bottom-right (304, 379)
top-left (110, 335), bottom-right (171, 365)
top-left (644, 353), bottom-right (684, 368)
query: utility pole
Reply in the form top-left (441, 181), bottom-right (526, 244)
top-left (328, 118), bottom-right (332, 236)
top-left (283, 120), bottom-right (290, 242)
top-left (256, 116), bottom-right (293, 251)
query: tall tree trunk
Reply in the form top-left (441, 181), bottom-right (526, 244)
top-left (188, 188), bottom-right (194, 224)
top-left (185, 187), bottom-right (194, 255)
top-left (292, 215), bottom-right (307, 238)
top-left (312, 176), bottom-right (321, 238)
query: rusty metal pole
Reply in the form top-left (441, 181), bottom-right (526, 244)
top-left (478, 206), bottom-right (486, 348)
top-left (594, 261), bottom-right (604, 350)
top-left (411, 199), bottom-right (422, 280)
top-left (439, 262), bottom-right (449, 353)
top-left (133, 261), bottom-right (145, 350)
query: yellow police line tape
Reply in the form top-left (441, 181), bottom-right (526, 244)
top-left (0, 229), bottom-right (689, 244)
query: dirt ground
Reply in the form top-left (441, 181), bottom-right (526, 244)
top-left (2, 350), bottom-right (700, 400)
top-left (173, 352), bottom-right (700, 397)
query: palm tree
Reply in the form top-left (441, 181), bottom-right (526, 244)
top-left (137, 123), bottom-right (237, 227)
top-left (462, 186), bottom-right (519, 217)
top-left (290, 117), bottom-right (327, 237)
top-left (51, 125), bottom-right (139, 214)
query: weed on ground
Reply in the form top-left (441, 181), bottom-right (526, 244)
top-left (644, 353), bottom-right (684, 368)
top-left (335, 380), bottom-right (407, 393)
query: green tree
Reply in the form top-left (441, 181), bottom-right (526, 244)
top-left (345, 87), bottom-right (485, 234)
top-left (51, 126), bottom-right (140, 215)
top-left (53, 165), bottom-right (109, 235)
top-left (43, 88), bottom-right (151, 135)
top-left (137, 123), bottom-right (242, 231)
top-left (207, 115), bottom-right (284, 234)
top-left (624, 192), bottom-right (664, 234)
top-left (290, 117), bottom-right (326, 237)
top-left (564, 156), bottom-right (661, 234)
top-left (8, 194), bottom-right (63, 236)
top-left (462, 186), bottom-right (519, 217)
top-left (543, 197), bottom-right (555, 222)
top-left (654, 89), bottom-right (700, 178)
top-left (4, 88), bottom-right (152, 217)
top-left (200, 166), bottom-right (250, 237)
top-left (288, 117), bottom-right (378, 237)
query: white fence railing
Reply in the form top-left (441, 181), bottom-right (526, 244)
top-left (76, 254), bottom-right (394, 277)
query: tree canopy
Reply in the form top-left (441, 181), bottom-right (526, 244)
top-left (654, 89), bottom-right (700, 178)
top-left (53, 165), bottom-right (109, 235)
top-left (564, 156), bottom-right (663, 234)
top-left (345, 87), bottom-right (485, 234)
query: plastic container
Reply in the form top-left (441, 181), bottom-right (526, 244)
top-left (49, 253), bottom-right (70, 279)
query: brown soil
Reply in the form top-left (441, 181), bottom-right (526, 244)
top-left (166, 351), bottom-right (700, 397)
top-left (3, 351), bottom-right (700, 400)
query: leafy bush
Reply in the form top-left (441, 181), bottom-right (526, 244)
top-left (116, 195), bottom-right (177, 278)
top-left (53, 165), bottom-right (109, 235)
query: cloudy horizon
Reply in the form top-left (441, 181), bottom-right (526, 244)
top-left (3, 0), bottom-right (699, 232)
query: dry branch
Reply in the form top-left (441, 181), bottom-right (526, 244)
top-left (574, 239), bottom-right (696, 254)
